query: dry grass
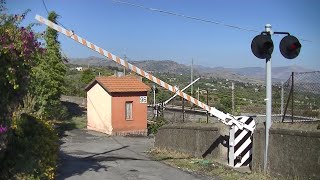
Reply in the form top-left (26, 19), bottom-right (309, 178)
top-left (148, 148), bottom-right (279, 180)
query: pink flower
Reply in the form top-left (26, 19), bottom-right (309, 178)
top-left (0, 125), bottom-right (8, 135)
top-left (9, 44), bottom-right (14, 50)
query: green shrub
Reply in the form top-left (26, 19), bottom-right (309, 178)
top-left (302, 110), bottom-right (319, 118)
top-left (148, 116), bottom-right (167, 134)
top-left (0, 113), bottom-right (58, 180)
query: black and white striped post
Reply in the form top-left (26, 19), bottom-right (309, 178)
top-left (229, 116), bottom-right (256, 167)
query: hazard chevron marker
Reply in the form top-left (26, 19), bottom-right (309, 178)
top-left (231, 116), bottom-right (255, 167)
top-left (35, 14), bottom-right (255, 133)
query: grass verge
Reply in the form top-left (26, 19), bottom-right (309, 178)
top-left (148, 148), bottom-right (278, 180)
top-left (53, 115), bottom-right (86, 135)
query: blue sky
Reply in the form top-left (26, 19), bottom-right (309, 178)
top-left (7, 0), bottom-right (320, 69)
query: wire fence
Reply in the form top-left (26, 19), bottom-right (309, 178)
top-left (282, 71), bottom-right (320, 122)
top-left (155, 71), bottom-right (320, 123)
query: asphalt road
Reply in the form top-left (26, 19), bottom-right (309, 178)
top-left (56, 129), bottom-right (211, 180)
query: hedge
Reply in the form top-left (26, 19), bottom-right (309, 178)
top-left (0, 113), bottom-right (59, 179)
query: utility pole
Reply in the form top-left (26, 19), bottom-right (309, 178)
top-left (206, 89), bottom-right (209, 123)
top-left (197, 87), bottom-right (200, 100)
top-left (191, 58), bottom-right (193, 96)
top-left (153, 84), bottom-right (157, 117)
top-left (123, 54), bottom-right (127, 76)
top-left (232, 82), bottom-right (235, 114)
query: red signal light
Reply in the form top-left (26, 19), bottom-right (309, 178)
top-left (290, 44), bottom-right (297, 50)
top-left (279, 35), bottom-right (301, 59)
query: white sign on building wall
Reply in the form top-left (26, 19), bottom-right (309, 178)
top-left (140, 96), bottom-right (147, 103)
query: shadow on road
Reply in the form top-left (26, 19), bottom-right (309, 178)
top-left (56, 145), bottom-right (146, 179)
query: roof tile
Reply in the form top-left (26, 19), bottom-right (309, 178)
top-left (90, 76), bottom-right (150, 93)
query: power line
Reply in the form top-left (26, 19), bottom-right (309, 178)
top-left (112, 0), bottom-right (259, 33)
top-left (41, 0), bottom-right (49, 14)
top-left (111, 0), bottom-right (311, 42)
top-left (41, 0), bottom-right (69, 30)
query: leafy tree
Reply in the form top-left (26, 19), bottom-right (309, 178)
top-left (219, 96), bottom-right (232, 113)
top-left (30, 11), bottom-right (66, 119)
top-left (64, 73), bottom-right (84, 97)
top-left (156, 90), bottom-right (171, 103)
top-left (0, 2), bottom-right (42, 120)
top-left (81, 69), bottom-right (95, 85)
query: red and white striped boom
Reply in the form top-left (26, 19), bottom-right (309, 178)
top-left (35, 15), bottom-right (254, 131)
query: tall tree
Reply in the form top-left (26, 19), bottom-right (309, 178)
top-left (30, 11), bottom-right (66, 119)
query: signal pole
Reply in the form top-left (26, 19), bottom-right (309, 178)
top-left (281, 82), bottom-right (284, 115)
top-left (264, 24), bottom-right (272, 173)
top-left (251, 26), bottom-right (301, 173)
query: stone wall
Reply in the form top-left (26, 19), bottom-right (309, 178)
top-left (252, 123), bottom-right (320, 179)
top-left (155, 123), bottom-right (229, 161)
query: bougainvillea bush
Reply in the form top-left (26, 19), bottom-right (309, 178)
top-left (0, 5), bottom-right (43, 120)
top-left (0, 1), bottom-right (59, 179)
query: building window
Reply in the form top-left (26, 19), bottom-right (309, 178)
top-left (125, 101), bottom-right (133, 120)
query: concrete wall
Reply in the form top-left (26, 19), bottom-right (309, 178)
top-left (252, 124), bottom-right (320, 179)
top-left (155, 123), bottom-right (229, 161)
top-left (87, 83), bottom-right (112, 134)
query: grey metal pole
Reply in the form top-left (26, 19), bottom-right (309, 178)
top-left (191, 58), bottom-right (194, 96)
top-left (291, 72), bottom-right (294, 123)
top-left (264, 24), bottom-right (272, 173)
top-left (264, 55), bottom-right (272, 173)
top-left (229, 125), bottom-right (235, 167)
top-left (123, 54), bottom-right (127, 76)
top-left (197, 87), bottom-right (200, 100)
top-left (153, 84), bottom-right (157, 117)
top-left (232, 82), bottom-right (235, 114)
top-left (153, 84), bottom-right (156, 107)
top-left (281, 82), bottom-right (284, 115)
top-left (182, 98), bottom-right (185, 122)
top-left (206, 89), bottom-right (209, 123)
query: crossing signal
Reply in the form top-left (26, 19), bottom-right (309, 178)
top-left (251, 35), bottom-right (274, 59)
top-left (279, 35), bottom-right (301, 59)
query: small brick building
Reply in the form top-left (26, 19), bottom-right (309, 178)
top-left (85, 76), bottom-right (150, 136)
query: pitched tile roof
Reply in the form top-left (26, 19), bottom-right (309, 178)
top-left (85, 76), bottom-right (150, 93)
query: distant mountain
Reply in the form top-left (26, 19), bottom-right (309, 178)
top-left (129, 60), bottom-right (190, 75)
top-left (226, 66), bottom-right (314, 82)
top-left (69, 56), bottom-right (119, 67)
top-left (68, 56), bottom-right (315, 84)
top-left (68, 57), bottom-right (190, 74)
top-left (194, 65), bottom-right (314, 82)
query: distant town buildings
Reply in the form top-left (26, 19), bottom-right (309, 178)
top-left (69, 66), bottom-right (83, 71)
top-left (75, 67), bottom-right (83, 71)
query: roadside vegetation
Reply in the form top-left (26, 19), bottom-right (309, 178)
top-left (0, 1), bottom-right (76, 179)
top-left (149, 148), bottom-right (277, 180)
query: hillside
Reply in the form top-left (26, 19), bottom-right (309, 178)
top-left (68, 56), bottom-right (314, 84)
